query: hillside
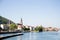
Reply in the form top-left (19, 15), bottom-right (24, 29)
top-left (0, 16), bottom-right (15, 24)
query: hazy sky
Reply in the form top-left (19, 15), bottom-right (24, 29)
top-left (0, 0), bottom-right (60, 27)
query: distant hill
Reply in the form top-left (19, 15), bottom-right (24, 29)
top-left (0, 16), bottom-right (15, 24)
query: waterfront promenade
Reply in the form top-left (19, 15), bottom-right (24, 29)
top-left (0, 32), bottom-right (23, 40)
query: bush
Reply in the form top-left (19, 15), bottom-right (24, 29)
top-left (22, 26), bottom-right (30, 31)
top-left (9, 23), bottom-right (17, 30)
top-left (35, 25), bottom-right (43, 32)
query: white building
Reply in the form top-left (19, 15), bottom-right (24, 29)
top-left (0, 24), bottom-right (9, 30)
top-left (25, 25), bottom-right (35, 31)
top-left (0, 24), bottom-right (4, 29)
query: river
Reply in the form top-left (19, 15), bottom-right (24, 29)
top-left (1, 32), bottom-right (60, 40)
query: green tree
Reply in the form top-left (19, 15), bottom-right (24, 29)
top-left (0, 16), bottom-right (15, 24)
top-left (35, 25), bottom-right (43, 32)
top-left (9, 24), bottom-right (17, 30)
top-left (22, 26), bottom-right (30, 31)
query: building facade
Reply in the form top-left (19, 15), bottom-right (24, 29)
top-left (17, 18), bottom-right (23, 30)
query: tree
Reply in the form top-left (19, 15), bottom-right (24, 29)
top-left (35, 25), bottom-right (43, 32)
top-left (22, 26), bottom-right (30, 32)
top-left (0, 16), bottom-right (15, 24)
top-left (9, 24), bottom-right (17, 30)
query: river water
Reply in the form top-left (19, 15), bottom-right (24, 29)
top-left (1, 32), bottom-right (60, 40)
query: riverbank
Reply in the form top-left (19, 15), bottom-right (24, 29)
top-left (0, 33), bottom-right (23, 40)
top-left (0, 31), bottom-right (22, 34)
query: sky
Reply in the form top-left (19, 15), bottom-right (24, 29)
top-left (0, 0), bottom-right (60, 27)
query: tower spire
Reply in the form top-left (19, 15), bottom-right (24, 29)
top-left (20, 18), bottom-right (23, 25)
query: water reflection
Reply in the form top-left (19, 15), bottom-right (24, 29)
top-left (29, 32), bottom-right (38, 40)
top-left (22, 32), bottom-right (40, 40)
top-left (1, 32), bottom-right (60, 40)
top-left (17, 36), bottom-right (22, 40)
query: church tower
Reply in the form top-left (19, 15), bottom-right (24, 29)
top-left (17, 18), bottom-right (23, 30)
top-left (20, 18), bottom-right (23, 25)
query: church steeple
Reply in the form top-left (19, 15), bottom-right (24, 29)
top-left (20, 18), bottom-right (23, 25)
top-left (17, 18), bottom-right (23, 30)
